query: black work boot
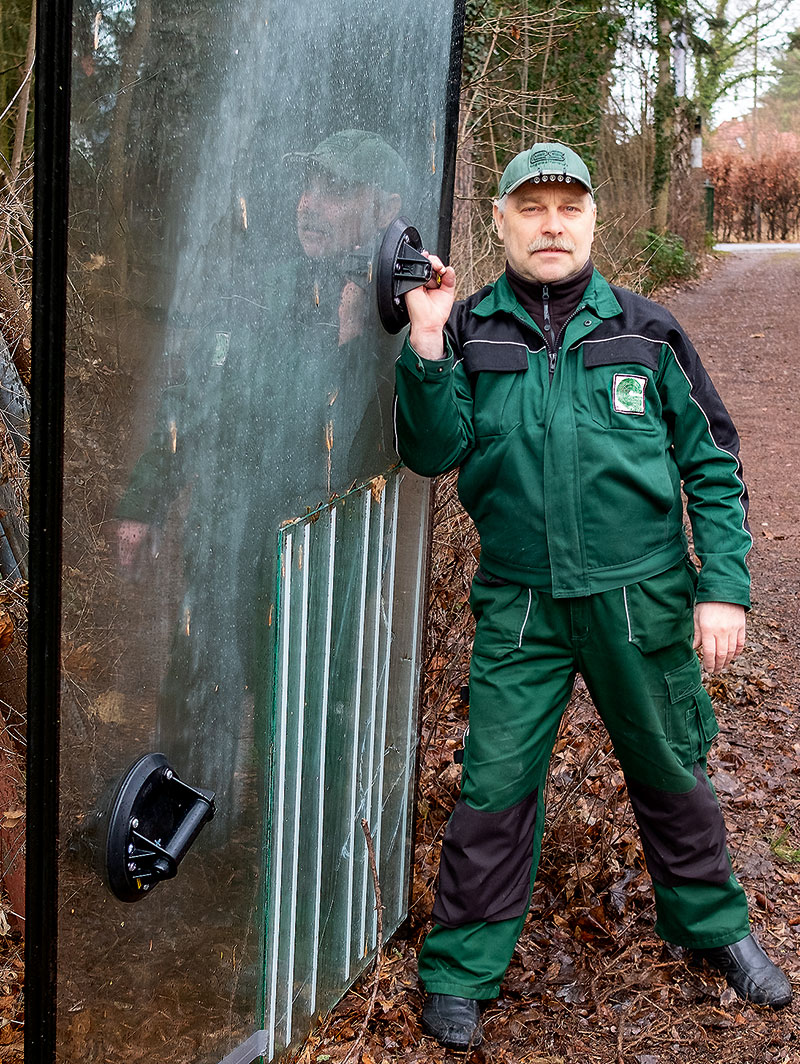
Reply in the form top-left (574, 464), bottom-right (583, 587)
top-left (693, 933), bottom-right (793, 1008)
top-left (421, 993), bottom-right (483, 1049)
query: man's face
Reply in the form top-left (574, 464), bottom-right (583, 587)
top-left (493, 181), bottom-right (596, 283)
top-left (296, 171), bottom-right (393, 259)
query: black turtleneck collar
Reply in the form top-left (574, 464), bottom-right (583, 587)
top-left (505, 257), bottom-right (594, 345)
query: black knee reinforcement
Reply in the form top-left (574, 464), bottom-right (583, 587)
top-left (626, 763), bottom-right (731, 886)
top-left (432, 789), bottom-right (539, 927)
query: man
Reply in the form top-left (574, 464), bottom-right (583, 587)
top-left (292, 128), bottom-right (403, 264)
top-left (116, 129), bottom-right (405, 830)
top-left (394, 142), bottom-right (791, 1050)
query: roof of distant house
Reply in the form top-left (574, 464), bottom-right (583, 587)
top-left (710, 115), bottom-right (800, 157)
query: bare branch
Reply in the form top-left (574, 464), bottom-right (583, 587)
top-left (342, 819), bottom-right (384, 1064)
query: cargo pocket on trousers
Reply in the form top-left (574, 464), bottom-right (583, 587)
top-left (691, 685), bottom-right (719, 760)
top-left (664, 657), bottom-right (718, 766)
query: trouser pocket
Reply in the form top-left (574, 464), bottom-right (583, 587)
top-left (663, 657), bottom-right (719, 766)
top-left (623, 559), bottom-right (697, 653)
top-left (469, 577), bottom-right (536, 660)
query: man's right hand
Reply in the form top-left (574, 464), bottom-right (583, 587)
top-left (404, 251), bottom-right (456, 360)
top-left (116, 519), bottom-right (151, 570)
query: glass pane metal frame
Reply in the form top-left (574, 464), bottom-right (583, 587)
top-left (28, 2), bottom-right (466, 1064)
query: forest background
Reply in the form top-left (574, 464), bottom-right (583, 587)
top-left (0, 0), bottom-right (799, 1056)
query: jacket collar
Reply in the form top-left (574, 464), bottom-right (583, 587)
top-left (470, 268), bottom-right (622, 322)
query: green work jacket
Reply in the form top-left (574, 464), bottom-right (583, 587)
top-left (394, 269), bottom-right (751, 606)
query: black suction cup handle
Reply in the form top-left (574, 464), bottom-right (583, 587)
top-left (104, 753), bottom-right (215, 902)
top-left (376, 216), bottom-right (433, 333)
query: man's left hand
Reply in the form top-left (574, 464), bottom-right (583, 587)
top-left (693, 601), bottom-right (746, 673)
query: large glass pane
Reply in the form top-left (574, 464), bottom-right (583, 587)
top-left (56, 1), bottom-right (457, 1061)
top-left (266, 471), bottom-right (428, 1058)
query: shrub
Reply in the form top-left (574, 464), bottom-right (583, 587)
top-left (705, 149), bottom-right (800, 241)
top-left (638, 229), bottom-right (696, 292)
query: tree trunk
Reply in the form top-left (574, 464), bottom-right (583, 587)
top-left (651, 5), bottom-right (674, 232)
top-left (105, 0), bottom-right (154, 315)
top-left (10, 0), bottom-right (36, 183)
top-left (452, 134), bottom-right (476, 295)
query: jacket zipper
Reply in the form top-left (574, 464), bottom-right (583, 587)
top-left (542, 285), bottom-right (557, 380)
top-left (542, 287), bottom-right (586, 383)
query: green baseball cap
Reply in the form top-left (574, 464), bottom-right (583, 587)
top-left (498, 142), bottom-right (593, 199)
top-left (284, 129), bottom-right (408, 195)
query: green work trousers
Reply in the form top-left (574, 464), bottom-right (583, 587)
top-left (418, 560), bottom-right (750, 1000)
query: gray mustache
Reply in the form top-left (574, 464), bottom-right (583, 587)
top-left (527, 237), bottom-right (576, 253)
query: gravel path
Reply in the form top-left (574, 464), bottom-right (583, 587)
top-left (661, 249), bottom-right (800, 1058)
top-left (665, 249), bottom-right (800, 626)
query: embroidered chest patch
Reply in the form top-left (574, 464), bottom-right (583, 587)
top-left (212, 332), bottom-right (230, 367)
top-left (612, 373), bottom-right (647, 415)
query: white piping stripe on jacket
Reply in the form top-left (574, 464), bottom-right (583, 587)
top-left (462, 338), bottom-right (530, 348)
top-left (582, 333), bottom-right (664, 348)
top-left (664, 343), bottom-right (753, 560)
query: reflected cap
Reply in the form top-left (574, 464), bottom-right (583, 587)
top-left (498, 142), bottom-right (593, 199)
top-left (285, 129), bottom-right (408, 196)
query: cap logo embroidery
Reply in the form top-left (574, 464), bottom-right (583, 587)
top-left (612, 374), bottom-right (647, 415)
top-left (530, 149), bottom-right (566, 166)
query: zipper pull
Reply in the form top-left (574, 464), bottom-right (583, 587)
top-left (542, 285), bottom-right (552, 342)
top-left (542, 284), bottom-right (557, 379)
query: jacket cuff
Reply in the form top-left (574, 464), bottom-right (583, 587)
top-left (397, 336), bottom-right (454, 381)
top-left (695, 579), bottom-right (751, 611)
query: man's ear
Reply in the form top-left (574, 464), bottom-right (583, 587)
top-left (492, 202), bottom-right (504, 239)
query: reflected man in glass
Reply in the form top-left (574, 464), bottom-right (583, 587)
top-left (115, 129), bottom-right (407, 837)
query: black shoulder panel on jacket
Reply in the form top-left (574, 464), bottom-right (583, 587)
top-left (444, 285), bottom-right (494, 361)
top-left (445, 284), bottom-right (544, 369)
top-left (604, 284), bottom-right (683, 336)
top-left (569, 286), bottom-right (672, 372)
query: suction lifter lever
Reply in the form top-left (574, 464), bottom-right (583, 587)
top-left (376, 217), bottom-right (434, 333)
top-left (104, 752), bottom-right (215, 902)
